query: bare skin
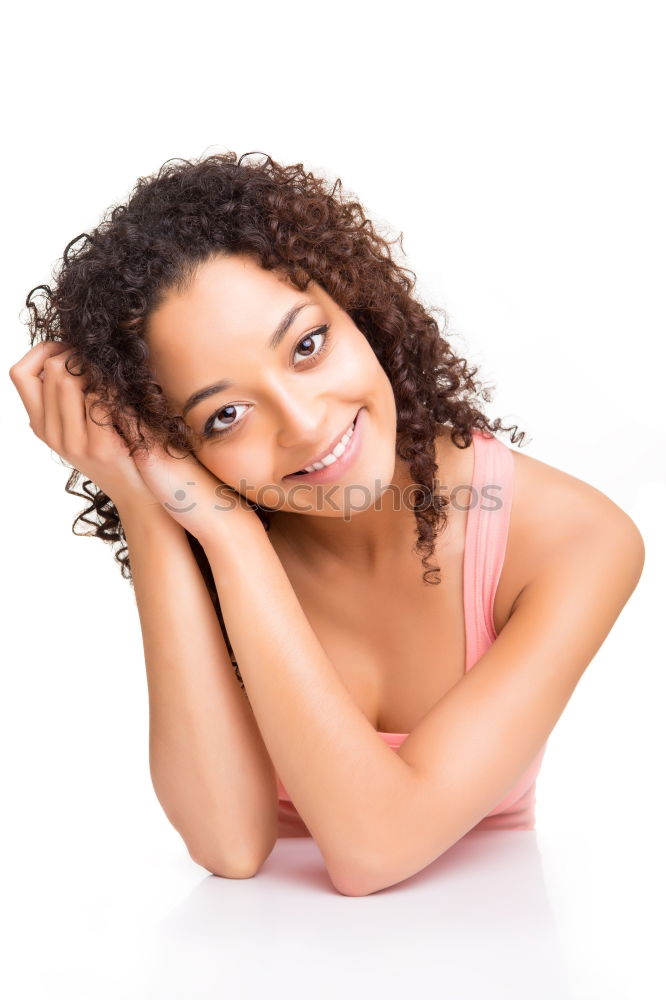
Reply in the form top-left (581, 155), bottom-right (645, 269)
top-left (267, 427), bottom-right (488, 735)
top-left (266, 424), bottom-right (607, 734)
top-left (11, 252), bottom-right (642, 885)
top-left (141, 253), bottom-right (500, 734)
top-left (143, 249), bottom-right (638, 859)
top-left (145, 254), bottom-right (421, 557)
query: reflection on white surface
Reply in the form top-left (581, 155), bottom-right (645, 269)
top-left (4, 814), bottom-right (663, 1000)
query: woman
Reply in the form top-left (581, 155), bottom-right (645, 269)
top-left (9, 151), bottom-right (645, 896)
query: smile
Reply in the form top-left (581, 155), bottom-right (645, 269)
top-left (283, 407), bottom-right (366, 485)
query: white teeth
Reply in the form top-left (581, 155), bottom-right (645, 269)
top-left (301, 420), bottom-right (355, 473)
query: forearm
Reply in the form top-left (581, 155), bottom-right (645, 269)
top-left (203, 515), bottom-right (415, 879)
top-left (118, 503), bottom-right (278, 874)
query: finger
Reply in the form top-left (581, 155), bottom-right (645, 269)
top-left (56, 365), bottom-right (93, 460)
top-left (41, 350), bottom-right (74, 451)
top-left (8, 340), bottom-right (73, 437)
top-left (83, 391), bottom-right (126, 460)
top-left (9, 338), bottom-right (70, 377)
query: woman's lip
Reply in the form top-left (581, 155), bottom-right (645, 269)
top-left (286, 410), bottom-right (360, 476)
top-left (283, 407), bottom-right (365, 482)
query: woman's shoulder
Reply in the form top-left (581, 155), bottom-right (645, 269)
top-left (437, 423), bottom-right (625, 534)
top-left (438, 424), bottom-right (633, 604)
top-left (511, 441), bottom-right (630, 529)
top-left (506, 437), bottom-right (635, 593)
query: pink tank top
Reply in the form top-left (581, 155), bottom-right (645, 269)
top-left (276, 429), bottom-right (548, 835)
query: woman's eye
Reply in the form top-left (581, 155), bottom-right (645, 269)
top-left (200, 324), bottom-right (331, 441)
top-left (292, 325), bottom-right (330, 364)
top-left (202, 402), bottom-right (250, 439)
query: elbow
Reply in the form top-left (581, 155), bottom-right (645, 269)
top-left (329, 875), bottom-right (379, 897)
top-left (325, 845), bottom-right (393, 897)
top-left (325, 825), bottom-right (440, 896)
top-left (328, 861), bottom-right (390, 897)
top-left (322, 812), bottom-right (415, 897)
top-left (188, 834), bottom-right (277, 880)
top-left (195, 857), bottom-right (262, 880)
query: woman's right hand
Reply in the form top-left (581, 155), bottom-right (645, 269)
top-left (8, 339), bottom-right (161, 517)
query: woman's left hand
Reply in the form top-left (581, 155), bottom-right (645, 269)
top-left (132, 439), bottom-right (261, 545)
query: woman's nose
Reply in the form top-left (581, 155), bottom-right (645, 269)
top-left (273, 396), bottom-right (328, 445)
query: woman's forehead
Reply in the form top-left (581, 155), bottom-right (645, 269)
top-left (144, 258), bottom-right (327, 412)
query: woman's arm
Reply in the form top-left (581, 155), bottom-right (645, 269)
top-left (7, 341), bottom-right (278, 877)
top-left (129, 440), bottom-right (416, 885)
top-left (118, 501), bottom-right (279, 878)
top-left (201, 513), bottom-right (417, 884)
top-left (199, 499), bottom-right (644, 895)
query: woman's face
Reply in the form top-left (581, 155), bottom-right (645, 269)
top-left (145, 253), bottom-right (398, 518)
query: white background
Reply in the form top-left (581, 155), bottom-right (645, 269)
top-left (2, 1), bottom-right (664, 997)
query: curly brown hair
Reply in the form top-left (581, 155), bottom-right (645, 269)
top-left (22, 150), bottom-right (528, 689)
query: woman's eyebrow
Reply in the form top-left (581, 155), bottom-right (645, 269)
top-left (180, 300), bottom-right (316, 417)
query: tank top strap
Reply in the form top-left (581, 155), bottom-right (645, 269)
top-left (463, 429), bottom-right (515, 668)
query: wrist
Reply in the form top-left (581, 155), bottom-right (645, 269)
top-left (116, 498), bottom-right (185, 538)
top-left (198, 504), bottom-right (267, 554)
